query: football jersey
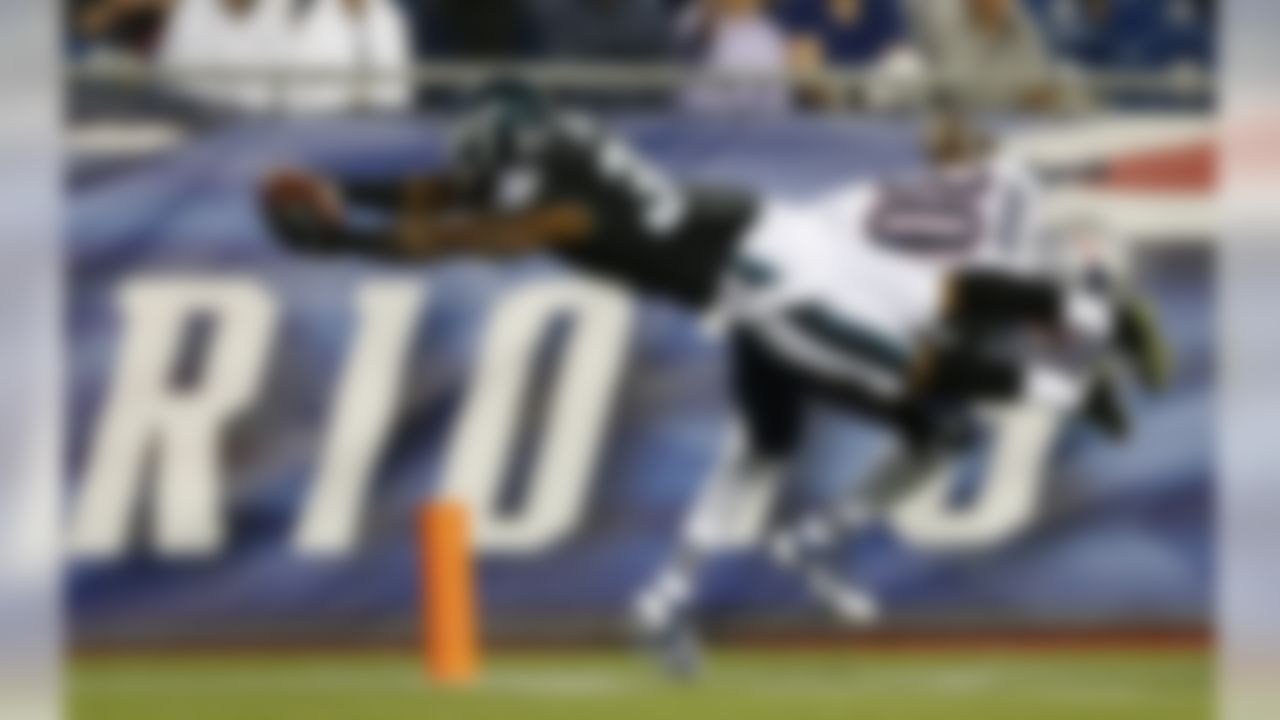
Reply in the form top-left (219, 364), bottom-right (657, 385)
top-left (450, 109), bottom-right (758, 308)
top-left (806, 154), bottom-right (1046, 272)
top-left (728, 155), bottom-right (1048, 394)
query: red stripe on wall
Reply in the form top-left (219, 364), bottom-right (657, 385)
top-left (1102, 142), bottom-right (1216, 192)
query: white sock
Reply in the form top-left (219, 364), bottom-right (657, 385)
top-left (1026, 366), bottom-right (1086, 410)
top-left (685, 450), bottom-right (784, 552)
top-left (1066, 290), bottom-right (1114, 341)
top-left (641, 431), bottom-right (786, 627)
top-left (768, 516), bottom-right (837, 568)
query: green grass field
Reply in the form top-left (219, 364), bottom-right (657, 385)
top-left (74, 649), bottom-right (1210, 720)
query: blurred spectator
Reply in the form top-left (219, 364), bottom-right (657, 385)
top-left (775, 0), bottom-right (928, 109)
top-left (70, 0), bottom-right (172, 59)
top-left (157, 0), bottom-right (293, 112)
top-left (1046, 0), bottom-right (1211, 71)
top-left (530, 0), bottom-right (674, 61)
top-left (679, 0), bottom-right (792, 114)
top-left (903, 0), bottom-right (1082, 110)
top-left (424, 0), bottom-right (534, 58)
top-left (283, 0), bottom-right (413, 115)
top-left (1176, 0), bottom-right (1216, 67)
top-left (156, 0), bottom-right (411, 115)
top-left (777, 0), bottom-right (905, 66)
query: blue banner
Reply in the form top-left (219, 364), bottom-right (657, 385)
top-left (68, 116), bottom-right (1211, 645)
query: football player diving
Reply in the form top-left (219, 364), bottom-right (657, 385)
top-left (258, 81), bottom-right (1170, 678)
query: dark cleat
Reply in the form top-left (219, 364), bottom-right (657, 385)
top-left (1082, 368), bottom-right (1132, 442)
top-left (635, 608), bottom-right (702, 682)
top-left (632, 582), bottom-right (703, 682)
top-left (1114, 291), bottom-right (1173, 393)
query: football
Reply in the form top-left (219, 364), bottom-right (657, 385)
top-left (259, 168), bottom-right (343, 225)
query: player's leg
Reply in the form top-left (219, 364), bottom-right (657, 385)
top-left (632, 328), bottom-right (807, 678)
top-left (757, 338), bottom-right (989, 624)
top-left (761, 345), bottom-right (1128, 625)
top-left (728, 298), bottom-right (949, 624)
top-left (632, 430), bottom-right (749, 679)
top-left (767, 437), bottom-right (952, 625)
top-left (914, 341), bottom-right (1131, 440)
top-left (945, 269), bottom-right (1171, 391)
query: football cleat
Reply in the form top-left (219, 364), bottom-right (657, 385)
top-left (1081, 366), bottom-right (1132, 442)
top-left (768, 520), bottom-right (881, 627)
top-left (1114, 291), bottom-right (1173, 393)
top-left (632, 577), bottom-right (702, 681)
top-left (807, 569), bottom-right (881, 626)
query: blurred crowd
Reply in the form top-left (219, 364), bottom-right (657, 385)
top-left (67, 0), bottom-right (1215, 114)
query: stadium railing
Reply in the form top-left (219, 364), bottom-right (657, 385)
top-left (68, 57), bottom-right (1213, 117)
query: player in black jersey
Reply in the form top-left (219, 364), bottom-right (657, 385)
top-left (261, 84), bottom-right (1170, 678)
top-left (262, 83), bottom-right (1150, 439)
top-left (263, 82), bottom-right (756, 311)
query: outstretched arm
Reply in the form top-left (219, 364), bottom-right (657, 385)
top-left (376, 202), bottom-right (592, 261)
top-left (259, 168), bottom-right (592, 263)
top-left (336, 174), bottom-right (464, 215)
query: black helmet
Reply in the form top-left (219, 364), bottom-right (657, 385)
top-left (450, 76), bottom-right (554, 171)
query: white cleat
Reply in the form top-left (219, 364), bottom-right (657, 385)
top-left (768, 522), bottom-right (883, 626)
top-left (808, 571), bottom-right (882, 626)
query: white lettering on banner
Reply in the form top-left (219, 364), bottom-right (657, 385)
top-left (69, 274), bottom-right (1057, 561)
top-left (294, 281), bottom-right (428, 557)
top-left (439, 280), bottom-right (633, 555)
top-left (890, 406), bottom-right (1062, 551)
top-left (70, 277), bottom-right (278, 559)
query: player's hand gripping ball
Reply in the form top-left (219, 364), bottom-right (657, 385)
top-left (259, 168), bottom-right (347, 254)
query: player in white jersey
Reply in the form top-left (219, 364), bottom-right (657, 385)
top-left (257, 85), bottom-right (1166, 677)
top-left (726, 116), bottom-right (1109, 406)
top-left (775, 130), bottom-right (1161, 612)
top-left (634, 115), bottom-right (1171, 677)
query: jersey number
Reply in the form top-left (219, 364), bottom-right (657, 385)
top-left (868, 171), bottom-right (988, 256)
top-left (598, 139), bottom-right (687, 235)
